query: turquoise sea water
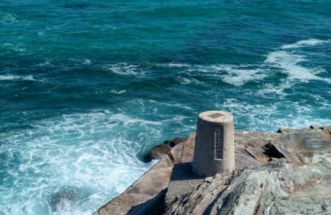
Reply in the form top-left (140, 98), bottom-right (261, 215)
top-left (0, 0), bottom-right (330, 214)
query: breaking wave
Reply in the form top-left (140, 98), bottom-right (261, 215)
top-left (152, 38), bottom-right (331, 86)
top-left (0, 111), bottom-right (157, 215)
top-left (281, 38), bottom-right (329, 49)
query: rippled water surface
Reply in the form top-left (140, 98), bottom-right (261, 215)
top-left (0, 0), bottom-right (331, 214)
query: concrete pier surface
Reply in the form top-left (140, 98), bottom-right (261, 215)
top-left (94, 124), bottom-right (331, 215)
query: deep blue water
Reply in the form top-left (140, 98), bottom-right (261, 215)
top-left (0, 0), bottom-right (331, 214)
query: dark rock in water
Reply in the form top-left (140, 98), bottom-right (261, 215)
top-left (143, 137), bottom-right (187, 163)
top-left (49, 187), bottom-right (81, 211)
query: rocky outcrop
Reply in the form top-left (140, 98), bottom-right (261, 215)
top-left (94, 125), bottom-right (331, 215)
top-left (167, 161), bottom-right (331, 215)
top-left (166, 126), bottom-right (331, 215)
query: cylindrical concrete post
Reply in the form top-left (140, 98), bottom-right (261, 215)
top-left (192, 111), bottom-right (235, 176)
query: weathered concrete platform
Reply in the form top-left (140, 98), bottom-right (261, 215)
top-left (94, 130), bottom-right (281, 215)
top-left (94, 125), bottom-right (331, 215)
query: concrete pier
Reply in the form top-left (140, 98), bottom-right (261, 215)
top-left (192, 111), bottom-right (235, 176)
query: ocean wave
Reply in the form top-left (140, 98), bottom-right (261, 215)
top-left (103, 62), bottom-right (267, 87)
top-left (155, 63), bottom-right (267, 87)
top-left (1, 42), bottom-right (27, 53)
top-left (179, 77), bottom-right (203, 85)
top-left (265, 50), bottom-right (330, 83)
top-left (99, 40), bottom-right (329, 87)
top-left (219, 98), bottom-right (331, 131)
top-left (281, 38), bottom-right (329, 49)
top-left (257, 81), bottom-right (294, 97)
top-left (219, 66), bottom-right (266, 87)
top-left (265, 51), bottom-right (327, 81)
top-left (0, 75), bottom-right (36, 81)
top-left (156, 38), bottom-right (331, 86)
top-left (0, 13), bottom-right (17, 24)
top-left (110, 89), bottom-right (126, 94)
top-left (155, 63), bottom-right (191, 68)
top-left (0, 110), bottom-right (156, 215)
top-left (102, 63), bottom-right (140, 76)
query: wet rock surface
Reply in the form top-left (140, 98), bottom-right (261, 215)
top-left (94, 126), bottom-right (331, 215)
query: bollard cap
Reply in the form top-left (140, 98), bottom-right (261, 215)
top-left (199, 111), bottom-right (233, 124)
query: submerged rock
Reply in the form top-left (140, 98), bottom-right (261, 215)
top-left (49, 187), bottom-right (81, 212)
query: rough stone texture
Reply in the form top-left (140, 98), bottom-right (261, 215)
top-left (274, 128), bottom-right (331, 164)
top-left (234, 131), bottom-right (281, 166)
top-left (167, 158), bottom-right (331, 215)
top-left (143, 137), bottom-right (187, 162)
top-left (166, 127), bottom-right (331, 215)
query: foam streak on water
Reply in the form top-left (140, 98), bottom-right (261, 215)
top-left (281, 38), bottom-right (329, 49)
top-left (0, 75), bottom-right (36, 81)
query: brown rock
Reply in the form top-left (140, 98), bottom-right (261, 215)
top-left (143, 137), bottom-right (187, 163)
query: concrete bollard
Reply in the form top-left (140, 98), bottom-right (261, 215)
top-left (192, 111), bottom-right (235, 176)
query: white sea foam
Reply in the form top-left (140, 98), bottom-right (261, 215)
top-left (0, 74), bottom-right (36, 81)
top-left (156, 38), bottom-right (330, 87)
top-left (220, 98), bottom-right (331, 131)
top-left (83, 59), bottom-right (91, 65)
top-left (254, 38), bottom-right (331, 95)
top-left (155, 63), bottom-right (191, 68)
top-left (165, 63), bottom-right (191, 68)
top-left (150, 63), bottom-right (267, 86)
top-left (37, 60), bottom-right (51, 67)
top-left (180, 77), bottom-right (203, 85)
top-left (102, 63), bottom-right (140, 76)
top-left (281, 38), bottom-right (329, 49)
top-left (156, 63), bottom-right (266, 86)
top-left (257, 81), bottom-right (294, 97)
top-left (220, 66), bottom-right (266, 87)
top-left (265, 50), bottom-right (328, 82)
top-left (1, 38), bottom-right (330, 215)
top-left (111, 89), bottom-right (126, 94)
top-left (0, 110), bottom-right (159, 215)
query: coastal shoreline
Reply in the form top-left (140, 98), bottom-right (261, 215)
top-left (94, 125), bottom-right (331, 215)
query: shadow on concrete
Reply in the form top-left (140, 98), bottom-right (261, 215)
top-left (171, 162), bottom-right (204, 181)
top-left (128, 189), bottom-right (167, 215)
